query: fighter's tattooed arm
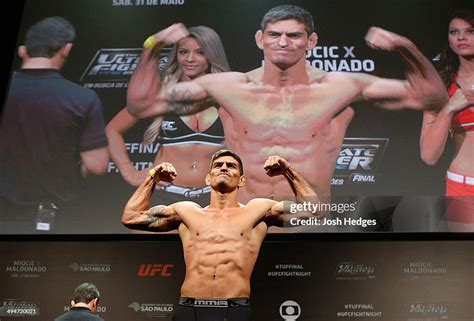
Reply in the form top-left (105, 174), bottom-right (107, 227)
top-left (168, 87), bottom-right (215, 115)
top-left (129, 78), bottom-right (213, 119)
top-left (123, 205), bottom-right (181, 232)
top-left (122, 169), bottom-right (182, 232)
top-left (143, 205), bottom-right (181, 231)
top-left (122, 203), bottom-right (181, 232)
top-left (145, 207), bottom-right (163, 226)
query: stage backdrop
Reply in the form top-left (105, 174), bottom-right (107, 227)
top-left (1, 0), bottom-right (472, 234)
top-left (0, 239), bottom-right (473, 321)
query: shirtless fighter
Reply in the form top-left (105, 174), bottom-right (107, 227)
top-left (122, 150), bottom-right (317, 321)
top-left (127, 5), bottom-right (447, 202)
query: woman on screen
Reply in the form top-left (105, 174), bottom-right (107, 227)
top-left (106, 25), bottom-right (230, 207)
top-left (420, 10), bottom-right (474, 231)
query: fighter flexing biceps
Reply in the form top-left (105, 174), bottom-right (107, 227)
top-left (128, 5), bottom-right (447, 203)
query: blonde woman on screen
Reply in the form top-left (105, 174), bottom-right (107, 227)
top-left (107, 25), bottom-right (230, 208)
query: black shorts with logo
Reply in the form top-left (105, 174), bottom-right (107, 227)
top-left (173, 297), bottom-right (251, 321)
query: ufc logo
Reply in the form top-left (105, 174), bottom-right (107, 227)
top-left (138, 264), bottom-right (174, 277)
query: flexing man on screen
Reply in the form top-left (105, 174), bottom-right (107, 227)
top-left (128, 5), bottom-right (447, 202)
top-left (122, 150), bottom-right (317, 321)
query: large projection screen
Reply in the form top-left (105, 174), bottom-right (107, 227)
top-left (1, 0), bottom-right (473, 234)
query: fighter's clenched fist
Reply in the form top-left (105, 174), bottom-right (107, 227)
top-left (365, 26), bottom-right (410, 51)
top-left (151, 23), bottom-right (189, 46)
top-left (264, 156), bottom-right (292, 178)
top-left (149, 162), bottom-right (177, 183)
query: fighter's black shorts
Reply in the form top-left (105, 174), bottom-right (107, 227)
top-left (173, 297), bottom-right (251, 321)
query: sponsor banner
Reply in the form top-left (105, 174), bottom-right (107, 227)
top-left (279, 300), bottom-right (301, 321)
top-left (137, 263), bottom-right (174, 277)
top-left (267, 263), bottom-right (312, 278)
top-left (63, 305), bottom-right (108, 314)
top-left (80, 48), bottom-right (171, 89)
top-left (128, 301), bottom-right (174, 318)
top-left (0, 241), bottom-right (472, 320)
top-left (406, 302), bottom-right (450, 321)
top-left (4, 259), bottom-right (47, 279)
top-left (335, 262), bottom-right (376, 280)
top-left (332, 137), bottom-right (389, 186)
top-left (68, 262), bottom-right (112, 273)
top-left (337, 303), bottom-right (383, 318)
top-left (403, 261), bottom-right (447, 280)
